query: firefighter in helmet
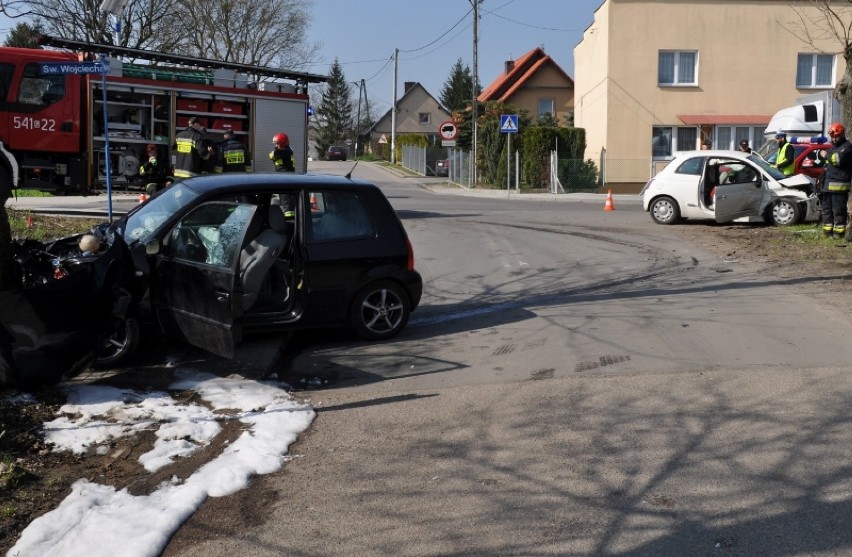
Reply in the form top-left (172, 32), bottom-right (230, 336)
top-left (214, 129), bottom-right (252, 173)
top-left (817, 122), bottom-right (852, 238)
top-left (173, 116), bottom-right (214, 179)
top-left (269, 132), bottom-right (295, 172)
top-left (139, 143), bottom-right (173, 195)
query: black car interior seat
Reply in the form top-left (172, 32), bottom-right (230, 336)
top-left (239, 206), bottom-right (288, 310)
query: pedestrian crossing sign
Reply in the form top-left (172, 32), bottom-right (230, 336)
top-left (500, 114), bottom-right (519, 134)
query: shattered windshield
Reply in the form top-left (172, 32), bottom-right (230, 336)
top-left (747, 154), bottom-right (785, 181)
top-left (120, 183), bottom-right (201, 245)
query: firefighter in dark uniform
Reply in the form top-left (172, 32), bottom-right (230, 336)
top-left (214, 129), bottom-right (252, 173)
top-left (269, 132), bottom-right (295, 172)
top-left (817, 122), bottom-right (852, 238)
top-left (173, 116), bottom-right (214, 179)
top-left (139, 143), bottom-right (173, 195)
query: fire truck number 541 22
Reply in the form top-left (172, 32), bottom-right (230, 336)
top-left (13, 116), bottom-right (56, 131)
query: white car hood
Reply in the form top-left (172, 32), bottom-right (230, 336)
top-left (778, 174), bottom-right (815, 189)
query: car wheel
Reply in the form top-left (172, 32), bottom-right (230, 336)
top-left (94, 317), bottom-right (140, 368)
top-left (349, 280), bottom-right (411, 340)
top-left (769, 198), bottom-right (802, 226)
top-left (650, 196), bottom-right (681, 225)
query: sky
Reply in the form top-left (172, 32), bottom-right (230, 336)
top-left (302, 0), bottom-right (603, 113)
top-left (4, 369), bottom-right (315, 557)
top-left (0, 1), bottom-right (603, 115)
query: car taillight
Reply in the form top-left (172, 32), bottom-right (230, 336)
top-left (406, 237), bottom-right (415, 271)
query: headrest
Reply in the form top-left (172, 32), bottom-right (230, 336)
top-left (268, 205), bottom-right (287, 233)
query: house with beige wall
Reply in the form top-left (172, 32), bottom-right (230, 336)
top-left (574, 0), bottom-right (845, 191)
top-left (369, 82), bottom-right (451, 157)
top-left (478, 47), bottom-right (574, 124)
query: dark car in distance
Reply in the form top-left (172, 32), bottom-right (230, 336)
top-left (97, 173), bottom-right (422, 361)
top-left (326, 145), bottom-right (348, 161)
top-left (434, 159), bottom-right (450, 177)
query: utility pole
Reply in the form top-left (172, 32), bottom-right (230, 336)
top-left (470, 0), bottom-right (481, 186)
top-left (353, 79), bottom-right (364, 159)
top-left (391, 48), bottom-right (398, 164)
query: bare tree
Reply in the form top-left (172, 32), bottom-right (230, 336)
top-left (0, 0), bottom-right (182, 51)
top-left (786, 1), bottom-right (852, 129)
top-left (167, 0), bottom-right (319, 71)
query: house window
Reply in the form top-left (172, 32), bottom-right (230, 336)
top-left (796, 53), bottom-right (835, 88)
top-left (715, 126), bottom-right (767, 150)
top-left (538, 99), bottom-right (554, 116)
top-left (418, 112), bottom-right (431, 125)
top-left (652, 126), bottom-right (698, 158)
top-left (658, 50), bottom-right (697, 86)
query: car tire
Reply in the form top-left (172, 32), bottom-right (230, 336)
top-left (768, 198), bottom-right (802, 226)
top-left (94, 317), bottom-right (140, 368)
top-left (650, 196), bottom-right (681, 225)
top-left (349, 280), bottom-right (411, 340)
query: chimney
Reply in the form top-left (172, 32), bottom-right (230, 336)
top-left (404, 81), bottom-right (415, 93)
top-left (505, 60), bottom-right (514, 74)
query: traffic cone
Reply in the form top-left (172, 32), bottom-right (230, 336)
top-left (603, 190), bottom-right (615, 211)
top-left (310, 193), bottom-right (319, 211)
top-left (138, 193), bottom-right (148, 203)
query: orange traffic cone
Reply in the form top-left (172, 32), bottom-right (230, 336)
top-left (603, 190), bottom-right (615, 211)
top-left (310, 193), bottom-right (319, 211)
top-left (138, 193), bottom-right (148, 203)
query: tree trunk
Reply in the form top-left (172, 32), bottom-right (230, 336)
top-left (837, 53), bottom-right (852, 133)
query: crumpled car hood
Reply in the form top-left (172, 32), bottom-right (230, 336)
top-left (779, 174), bottom-right (815, 189)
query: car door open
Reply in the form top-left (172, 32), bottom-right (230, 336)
top-left (711, 159), bottom-right (764, 222)
top-left (151, 201), bottom-right (259, 358)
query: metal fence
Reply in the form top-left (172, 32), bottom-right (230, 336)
top-left (400, 145), bottom-right (655, 192)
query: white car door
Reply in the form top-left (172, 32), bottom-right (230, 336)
top-left (711, 160), bottom-right (764, 222)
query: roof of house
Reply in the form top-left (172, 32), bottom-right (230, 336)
top-left (478, 47), bottom-right (574, 103)
top-left (371, 82), bottom-right (450, 133)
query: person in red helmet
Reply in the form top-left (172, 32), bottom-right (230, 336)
top-left (269, 132), bottom-right (295, 172)
top-left (817, 122), bottom-right (852, 238)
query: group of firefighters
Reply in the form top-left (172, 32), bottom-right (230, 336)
top-left (774, 122), bottom-right (852, 239)
top-left (139, 116), bottom-right (295, 196)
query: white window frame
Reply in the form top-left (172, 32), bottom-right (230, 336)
top-left (714, 126), bottom-right (767, 151)
top-left (658, 50), bottom-right (698, 86)
top-left (538, 98), bottom-right (554, 117)
top-left (418, 112), bottom-right (431, 125)
top-left (796, 53), bottom-right (835, 88)
top-left (652, 126), bottom-right (699, 159)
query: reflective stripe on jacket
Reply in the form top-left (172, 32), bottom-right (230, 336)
top-left (824, 137), bottom-right (852, 192)
top-left (173, 127), bottom-right (210, 178)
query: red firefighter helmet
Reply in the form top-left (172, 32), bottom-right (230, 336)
top-left (273, 133), bottom-right (289, 147)
top-left (828, 122), bottom-right (846, 137)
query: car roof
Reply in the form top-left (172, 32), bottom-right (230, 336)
top-left (179, 172), bottom-right (373, 196)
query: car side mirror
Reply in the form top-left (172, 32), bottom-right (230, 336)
top-left (145, 239), bottom-right (161, 256)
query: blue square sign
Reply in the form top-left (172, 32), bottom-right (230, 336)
top-left (500, 114), bottom-right (518, 134)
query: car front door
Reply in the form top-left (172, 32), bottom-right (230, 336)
top-left (712, 159), bottom-right (764, 222)
top-left (151, 201), bottom-right (258, 358)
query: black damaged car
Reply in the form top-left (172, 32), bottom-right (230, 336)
top-left (1, 174), bottom-right (423, 387)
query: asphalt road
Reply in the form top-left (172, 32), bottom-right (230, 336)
top-left (149, 162), bottom-right (852, 557)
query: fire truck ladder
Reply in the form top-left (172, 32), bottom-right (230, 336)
top-left (37, 35), bottom-right (328, 87)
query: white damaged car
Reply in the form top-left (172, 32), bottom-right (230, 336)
top-left (640, 150), bottom-right (819, 226)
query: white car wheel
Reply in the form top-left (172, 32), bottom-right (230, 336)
top-left (650, 196), bottom-right (680, 225)
top-left (769, 198), bottom-right (802, 226)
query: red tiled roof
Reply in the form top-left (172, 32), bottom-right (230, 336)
top-left (678, 114), bottom-right (773, 126)
top-left (478, 47), bottom-right (573, 103)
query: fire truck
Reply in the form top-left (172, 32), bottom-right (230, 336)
top-left (0, 36), bottom-right (327, 194)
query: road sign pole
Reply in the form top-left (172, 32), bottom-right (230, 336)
top-left (99, 55), bottom-right (113, 222)
top-left (507, 133), bottom-right (511, 198)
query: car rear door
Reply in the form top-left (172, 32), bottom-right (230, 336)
top-left (712, 159), bottom-right (764, 222)
top-left (151, 202), bottom-right (259, 358)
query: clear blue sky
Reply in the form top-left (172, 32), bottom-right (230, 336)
top-left (303, 0), bottom-right (603, 112)
top-left (0, 0), bottom-right (603, 113)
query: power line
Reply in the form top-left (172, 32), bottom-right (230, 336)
top-left (483, 10), bottom-right (582, 32)
top-left (398, 7), bottom-right (472, 54)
